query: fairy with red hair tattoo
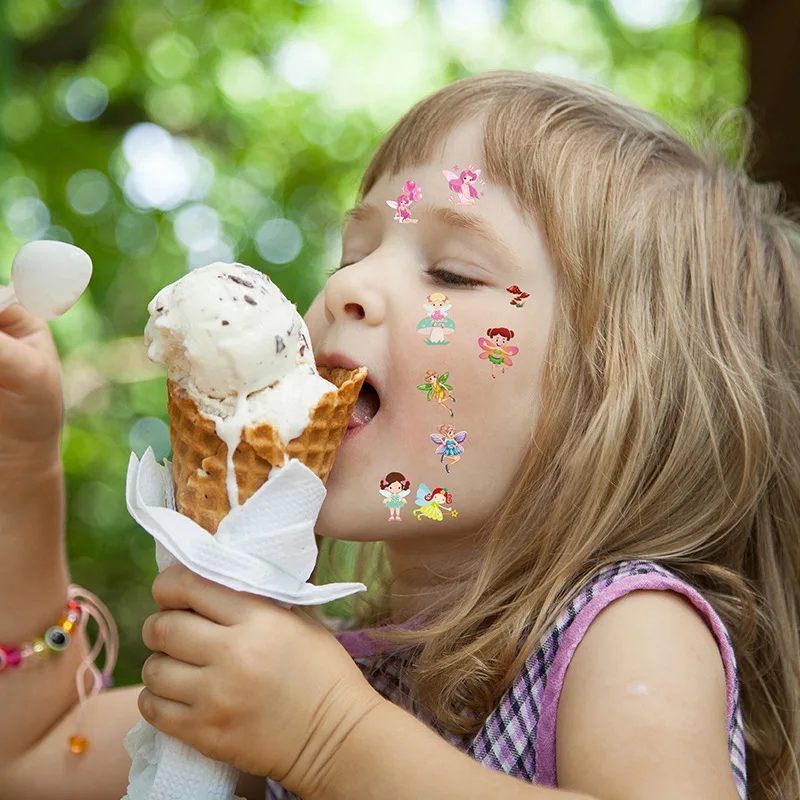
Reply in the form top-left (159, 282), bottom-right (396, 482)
top-left (478, 327), bottom-right (519, 378)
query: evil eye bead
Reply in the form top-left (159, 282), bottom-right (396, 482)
top-left (45, 626), bottom-right (70, 652)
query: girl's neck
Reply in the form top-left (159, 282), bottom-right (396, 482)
top-left (384, 534), bottom-right (477, 623)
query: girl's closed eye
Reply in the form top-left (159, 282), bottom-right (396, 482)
top-left (425, 267), bottom-right (483, 288)
top-left (328, 262), bottom-right (484, 289)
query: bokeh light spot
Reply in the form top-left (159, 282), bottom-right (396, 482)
top-left (121, 123), bottom-right (214, 211)
top-left (436, 0), bottom-right (504, 30)
top-left (0, 93), bottom-right (42, 142)
top-left (363, 0), bottom-right (415, 26)
top-left (610, 0), bottom-right (698, 30)
top-left (147, 33), bottom-right (199, 81)
top-left (174, 203), bottom-right (221, 251)
top-left (4, 197), bottom-right (50, 241)
top-left (255, 218), bottom-right (303, 266)
top-left (129, 417), bottom-right (171, 462)
top-left (67, 169), bottom-right (112, 216)
top-left (43, 226), bottom-right (74, 244)
top-left (274, 39), bottom-right (330, 92)
top-left (187, 236), bottom-right (236, 270)
top-left (64, 77), bottom-right (109, 122)
top-left (217, 55), bottom-right (273, 105)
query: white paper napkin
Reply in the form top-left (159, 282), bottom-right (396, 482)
top-left (121, 447), bottom-right (366, 800)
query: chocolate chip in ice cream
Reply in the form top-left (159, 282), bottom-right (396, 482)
top-left (275, 335), bottom-right (286, 354)
top-left (221, 320), bottom-right (230, 326)
top-left (228, 274), bottom-right (255, 289)
top-left (244, 295), bottom-right (257, 306)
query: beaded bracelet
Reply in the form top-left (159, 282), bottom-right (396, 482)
top-left (0, 584), bottom-right (119, 755)
top-left (0, 598), bottom-right (81, 670)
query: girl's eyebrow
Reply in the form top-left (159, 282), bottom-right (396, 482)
top-left (341, 201), bottom-right (524, 275)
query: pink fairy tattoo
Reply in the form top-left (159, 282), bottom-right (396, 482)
top-left (386, 179), bottom-right (422, 223)
top-left (478, 327), bottom-right (519, 379)
top-left (442, 164), bottom-right (485, 205)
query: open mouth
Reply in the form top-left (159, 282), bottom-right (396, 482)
top-left (315, 351), bottom-right (381, 440)
top-left (348, 379), bottom-right (380, 430)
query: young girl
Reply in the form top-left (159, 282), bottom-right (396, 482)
top-left (0, 71), bottom-right (798, 800)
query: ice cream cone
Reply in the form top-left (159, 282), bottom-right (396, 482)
top-left (167, 365), bottom-right (368, 534)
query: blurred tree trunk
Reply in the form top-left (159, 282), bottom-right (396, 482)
top-left (708, 0), bottom-right (800, 207)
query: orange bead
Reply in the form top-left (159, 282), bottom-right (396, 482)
top-left (68, 734), bottom-right (89, 755)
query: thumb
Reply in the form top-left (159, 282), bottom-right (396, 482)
top-left (0, 304), bottom-right (56, 383)
top-left (0, 302), bottom-right (48, 341)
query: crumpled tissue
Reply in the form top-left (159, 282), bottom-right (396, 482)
top-left (121, 446), bottom-right (366, 800)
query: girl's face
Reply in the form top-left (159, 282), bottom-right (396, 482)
top-left (387, 480), bottom-right (403, 495)
top-left (492, 334), bottom-right (509, 346)
top-left (432, 492), bottom-right (447, 505)
top-left (305, 117), bottom-right (556, 543)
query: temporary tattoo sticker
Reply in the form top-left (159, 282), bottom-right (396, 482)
top-left (386, 179), bottom-right (422, 223)
top-left (478, 327), bottom-right (519, 379)
top-left (413, 484), bottom-right (458, 520)
top-left (379, 472), bottom-right (411, 521)
top-left (442, 164), bottom-right (485, 206)
top-left (417, 369), bottom-right (457, 417)
top-left (417, 292), bottom-right (456, 345)
top-left (430, 424), bottom-right (467, 473)
top-left (506, 285), bottom-right (530, 308)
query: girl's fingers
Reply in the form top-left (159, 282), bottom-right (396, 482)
top-left (138, 684), bottom-right (197, 733)
top-left (152, 562), bottom-right (271, 626)
top-left (141, 652), bottom-right (205, 705)
top-left (142, 608), bottom-right (222, 666)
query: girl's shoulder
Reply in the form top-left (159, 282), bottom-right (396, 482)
top-left (472, 559), bottom-right (746, 796)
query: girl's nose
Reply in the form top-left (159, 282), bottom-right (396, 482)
top-left (324, 267), bottom-right (387, 326)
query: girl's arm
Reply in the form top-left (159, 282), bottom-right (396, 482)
top-left (1, 683), bottom-right (267, 800)
top-left (315, 590), bottom-right (739, 800)
top-left (317, 700), bottom-right (593, 800)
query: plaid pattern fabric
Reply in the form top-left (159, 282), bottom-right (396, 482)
top-left (267, 560), bottom-right (747, 799)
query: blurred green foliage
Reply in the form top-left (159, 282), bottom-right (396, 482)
top-left (0, 0), bottom-right (746, 687)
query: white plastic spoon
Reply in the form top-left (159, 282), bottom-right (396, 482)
top-left (0, 240), bottom-right (93, 320)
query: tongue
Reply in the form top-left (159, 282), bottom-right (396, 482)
top-left (349, 383), bottom-right (380, 427)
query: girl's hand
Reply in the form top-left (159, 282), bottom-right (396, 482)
top-left (138, 563), bottom-right (383, 796)
top-left (0, 304), bottom-right (63, 470)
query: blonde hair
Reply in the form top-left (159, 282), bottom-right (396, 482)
top-left (330, 71), bottom-right (800, 800)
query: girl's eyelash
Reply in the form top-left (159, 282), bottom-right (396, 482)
top-left (329, 263), bottom-right (484, 288)
top-left (425, 267), bottom-right (483, 288)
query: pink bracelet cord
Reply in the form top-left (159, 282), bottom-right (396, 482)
top-left (67, 584), bottom-right (120, 753)
top-left (68, 583), bottom-right (119, 696)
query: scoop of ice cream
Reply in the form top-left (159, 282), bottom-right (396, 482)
top-left (146, 261), bottom-right (339, 475)
top-left (145, 262), bottom-right (316, 400)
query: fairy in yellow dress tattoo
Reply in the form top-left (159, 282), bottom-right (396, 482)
top-left (417, 369), bottom-right (456, 417)
top-left (413, 484), bottom-right (457, 521)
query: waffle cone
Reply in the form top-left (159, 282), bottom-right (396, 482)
top-left (167, 365), bottom-right (368, 534)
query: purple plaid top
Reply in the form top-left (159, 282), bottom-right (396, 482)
top-left (266, 560), bottom-right (747, 798)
